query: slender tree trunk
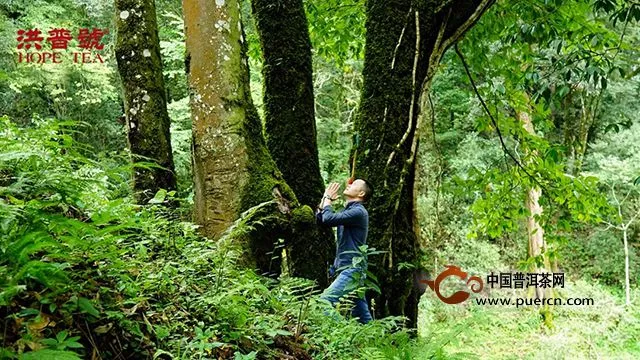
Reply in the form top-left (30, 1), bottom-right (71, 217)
top-left (573, 92), bottom-right (598, 174)
top-left (562, 92), bottom-right (577, 174)
top-left (251, 0), bottom-right (332, 286)
top-left (115, 0), bottom-right (177, 204)
top-left (526, 186), bottom-right (546, 299)
top-left (183, 0), bottom-right (316, 277)
top-left (518, 109), bottom-right (553, 300)
top-left (623, 226), bottom-right (631, 305)
top-left (356, 0), bottom-right (493, 328)
top-left (564, 90), bottom-right (599, 175)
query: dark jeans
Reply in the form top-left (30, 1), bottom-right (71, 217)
top-left (320, 267), bottom-right (372, 324)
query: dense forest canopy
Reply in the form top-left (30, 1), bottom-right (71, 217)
top-left (1, 0), bottom-right (639, 358)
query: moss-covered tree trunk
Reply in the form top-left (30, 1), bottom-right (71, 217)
top-left (183, 0), bottom-right (317, 277)
top-left (251, 0), bottom-right (332, 286)
top-left (573, 92), bottom-right (598, 174)
top-left (115, 0), bottom-right (177, 204)
top-left (562, 90), bottom-right (599, 176)
top-left (355, 0), bottom-right (493, 328)
top-left (251, 0), bottom-right (323, 209)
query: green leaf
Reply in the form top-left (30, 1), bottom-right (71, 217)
top-left (352, 256), bottom-right (363, 267)
top-left (557, 85), bottom-right (570, 98)
top-left (267, 329), bottom-right (292, 337)
top-left (234, 351), bottom-right (257, 360)
top-left (153, 349), bottom-right (175, 359)
top-left (77, 297), bottom-right (99, 318)
top-left (604, 123), bottom-right (619, 133)
top-left (148, 189), bottom-right (167, 204)
top-left (20, 350), bottom-right (81, 360)
top-left (56, 330), bottom-right (69, 342)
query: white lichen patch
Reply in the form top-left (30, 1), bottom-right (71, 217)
top-left (223, 55), bottom-right (230, 61)
top-left (143, 49), bottom-right (151, 57)
top-left (120, 10), bottom-right (130, 20)
top-left (130, 50), bottom-right (135, 57)
top-left (216, 0), bottom-right (225, 7)
top-left (142, 94), bottom-right (150, 102)
top-left (129, 107), bottom-right (138, 115)
top-left (130, 122), bottom-right (136, 129)
top-left (215, 20), bottom-right (230, 32)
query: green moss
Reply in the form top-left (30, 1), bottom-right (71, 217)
top-left (252, 0), bottom-right (325, 209)
top-left (287, 205), bottom-right (332, 288)
top-left (291, 205), bottom-right (315, 225)
top-left (251, 0), bottom-right (336, 285)
top-left (115, 0), bottom-right (177, 204)
top-left (185, 0), bottom-right (330, 285)
top-left (354, 0), bottom-right (443, 328)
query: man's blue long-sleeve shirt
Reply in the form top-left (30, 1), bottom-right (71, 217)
top-left (316, 201), bottom-right (369, 271)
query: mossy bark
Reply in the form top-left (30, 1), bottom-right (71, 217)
top-left (115, 0), bottom-right (177, 204)
top-left (251, 0), bottom-right (332, 287)
top-left (251, 0), bottom-right (323, 208)
top-left (183, 0), bottom-right (319, 278)
top-left (356, 0), bottom-right (493, 328)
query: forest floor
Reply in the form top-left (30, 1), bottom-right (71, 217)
top-left (416, 279), bottom-right (640, 359)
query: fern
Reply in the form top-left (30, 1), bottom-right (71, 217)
top-left (19, 349), bottom-right (82, 360)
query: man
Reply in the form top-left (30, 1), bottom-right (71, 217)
top-left (316, 178), bottom-right (373, 324)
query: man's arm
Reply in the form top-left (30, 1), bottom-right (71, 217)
top-left (317, 182), bottom-right (340, 225)
top-left (321, 205), bottom-right (364, 226)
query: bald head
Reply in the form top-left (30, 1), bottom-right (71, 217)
top-left (343, 178), bottom-right (373, 202)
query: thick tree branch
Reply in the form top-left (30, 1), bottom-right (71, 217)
top-left (440, 0), bottom-right (496, 51)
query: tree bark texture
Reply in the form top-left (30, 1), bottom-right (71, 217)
top-left (183, 0), bottom-right (317, 278)
top-left (562, 90), bottom-right (599, 175)
top-left (518, 107), bottom-right (556, 328)
top-left (115, 0), bottom-right (177, 204)
top-left (251, 0), bottom-right (333, 286)
top-left (518, 109), bottom-right (552, 300)
top-left (251, 0), bottom-right (324, 209)
top-left (356, 0), bottom-right (494, 328)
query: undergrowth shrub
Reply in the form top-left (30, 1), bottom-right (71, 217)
top-left (0, 117), bottom-right (461, 359)
top-left (561, 230), bottom-right (640, 286)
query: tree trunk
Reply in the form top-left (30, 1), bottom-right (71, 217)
top-left (251, 0), bottom-right (332, 286)
top-left (573, 92), bottom-right (598, 174)
top-left (251, 0), bottom-right (324, 209)
top-left (623, 226), bottom-right (631, 305)
top-left (518, 109), bottom-right (554, 309)
top-left (115, 0), bottom-right (177, 204)
top-left (183, 0), bottom-right (315, 277)
top-left (525, 185), bottom-right (548, 299)
top-left (356, 0), bottom-right (493, 328)
top-left (563, 90), bottom-right (599, 175)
